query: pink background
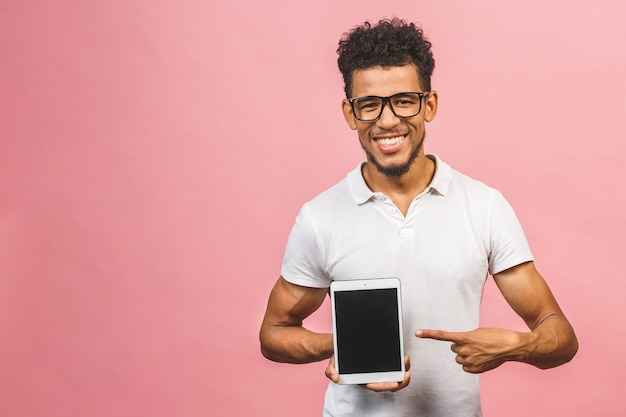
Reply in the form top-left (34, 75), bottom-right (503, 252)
top-left (1, 1), bottom-right (625, 416)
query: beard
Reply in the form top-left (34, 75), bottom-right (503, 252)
top-left (363, 131), bottom-right (425, 178)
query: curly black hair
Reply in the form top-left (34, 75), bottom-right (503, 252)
top-left (337, 18), bottom-right (435, 98)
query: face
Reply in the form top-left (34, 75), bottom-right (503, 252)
top-left (342, 65), bottom-right (438, 178)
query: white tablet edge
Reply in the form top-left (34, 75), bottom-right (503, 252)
top-left (330, 278), bottom-right (405, 385)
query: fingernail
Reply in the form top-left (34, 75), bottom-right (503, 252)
top-left (415, 330), bottom-right (422, 337)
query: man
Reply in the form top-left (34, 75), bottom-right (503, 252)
top-left (259, 18), bottom-right (577, 416)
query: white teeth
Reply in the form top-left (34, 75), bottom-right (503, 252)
top-left (378, 136), bottom-right (404, 146)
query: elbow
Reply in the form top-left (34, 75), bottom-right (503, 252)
top-left (260, 344), bottom-right (273, 361)
top-left (537, 330), bottom-right (579, 370)
top-left (560, 327), bottom-right (579, 365)
top-left (564, 334), bottom-right (579, 364)
top-left (260, 340), bottom-right (291, 363)
top-left (259, 341), bottom-right (278, 362)
top-left (259, 330), bottom-right (271, 360)
top-left (259, 328), bottom-right (283, 363)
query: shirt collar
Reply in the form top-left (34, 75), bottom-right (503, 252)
top-left (347, 154), bottom-right (451, 205)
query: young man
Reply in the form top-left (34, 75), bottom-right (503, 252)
top-left (259, 18), bottom-right (577, 416)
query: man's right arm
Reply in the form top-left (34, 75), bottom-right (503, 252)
top-left (259, 276), bottom-right (333, 364)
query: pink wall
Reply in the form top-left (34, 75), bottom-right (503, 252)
top-left (1, 1), bottom-right (625, 416)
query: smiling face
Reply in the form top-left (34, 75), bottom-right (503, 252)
top-left (342, 64), bottom-right (438, 179)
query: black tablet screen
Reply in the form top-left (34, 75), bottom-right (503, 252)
top-left (334, 288), bottom-right (402, 374)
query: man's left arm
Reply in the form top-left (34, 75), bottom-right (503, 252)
top-left (416, 261), bottom-right (578, 373)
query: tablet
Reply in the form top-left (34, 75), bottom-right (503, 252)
top-left (330, 278), bottom-right (405, 384)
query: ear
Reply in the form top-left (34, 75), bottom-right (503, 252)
top-left (342, 99), bottom-right (357, 130)
top-left (423, 90), bottom-right (438, 122)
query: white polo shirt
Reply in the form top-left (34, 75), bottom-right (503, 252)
top-left (281, 155), bottom-right (533, 417)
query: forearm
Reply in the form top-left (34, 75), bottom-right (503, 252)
top-left (493, 262), bottom-right (578, 370)
top-left (513, 314), bottom-right (578, 369)
top-left (260, 325), bottom-right (333, 364)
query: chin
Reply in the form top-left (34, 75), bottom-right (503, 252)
top-left (375, 162), bottom-right (412, 177)
top-left (367, 151), bottom-right (420, 178)
top-left (364, 134), bottom-right (424, 178)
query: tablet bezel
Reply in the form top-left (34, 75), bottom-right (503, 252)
top-left (329, 278), bottom-right (405, 385)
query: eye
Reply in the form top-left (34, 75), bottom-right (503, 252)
top-left (392, 95), bottom-right (417, 107)
top-left (356, 99), bottom-right (381, 111)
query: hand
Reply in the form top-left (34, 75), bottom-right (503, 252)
top-left (325, 355), bottom-right (411, 392)
top-left (416, 328), bottom-right (523, 374)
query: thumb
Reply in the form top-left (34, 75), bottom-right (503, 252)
top-left (325, 355), bottom-right (339, 383)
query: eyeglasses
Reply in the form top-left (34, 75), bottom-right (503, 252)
top-left (348, 91), bottom-right (430, 122)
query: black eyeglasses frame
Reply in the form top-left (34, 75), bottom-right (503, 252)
top-left (347, 91), bottom-right (430, 122)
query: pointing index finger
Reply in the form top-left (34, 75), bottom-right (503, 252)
top-left (415, 329), bottom-right (463, 342)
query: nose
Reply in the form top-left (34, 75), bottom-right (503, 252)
top-left (376, 100), bottom-right (401, 129)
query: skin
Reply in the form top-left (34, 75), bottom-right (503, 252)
top-left (341, 64), bottom-right (438, 216)
top-left (259, 64), bottom-right (578, 393)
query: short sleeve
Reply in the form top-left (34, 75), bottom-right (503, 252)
top-left (281, 204), bottom-right (331, 288)
top-left (488, 190), bottom-right (534, 275)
